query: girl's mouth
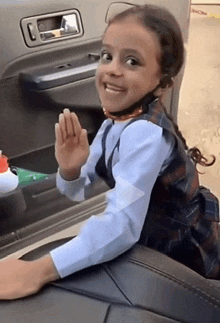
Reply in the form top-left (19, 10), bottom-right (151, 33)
top-left (104, 83), bottom-right (126, 93)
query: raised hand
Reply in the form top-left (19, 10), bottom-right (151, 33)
top-left (55, 109), bottom-right (89, 180)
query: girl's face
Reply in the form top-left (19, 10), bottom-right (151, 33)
top-left (95, 16), bottom-right (162, 113)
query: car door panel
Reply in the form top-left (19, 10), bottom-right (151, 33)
top-left (0, 1), bottom-right (108, 172)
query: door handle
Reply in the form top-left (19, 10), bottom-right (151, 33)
top-left (21, 9), bottom-right (83, 47)
top-left (39, 14), bottom-right (80, 41)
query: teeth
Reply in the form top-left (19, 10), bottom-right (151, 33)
top-left (106, 87), bottom-right (120, 93)
top-left (105, 84), bottom-right (124, 92)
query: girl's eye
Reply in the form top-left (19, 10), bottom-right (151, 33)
top-left (100, 51), bottom-right (112, 62)
top-left (126, 57), bottom-right (139, 66)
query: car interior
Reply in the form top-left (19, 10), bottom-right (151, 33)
top-left (0, 1), bottom-right (220, 322)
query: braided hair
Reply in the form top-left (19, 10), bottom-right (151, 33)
top-left (162, 106), bottom-right (215, 167)
top-left (107, 4), bottom-right (215, 167)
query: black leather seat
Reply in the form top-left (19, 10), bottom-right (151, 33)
top-left (1, 239), bottom-right (220, 323)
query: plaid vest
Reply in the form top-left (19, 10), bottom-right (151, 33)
top-left (95, 99), bottom-right (220, 278)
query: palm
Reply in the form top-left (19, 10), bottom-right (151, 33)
top-left (55, 109), bottom-right (89, 173)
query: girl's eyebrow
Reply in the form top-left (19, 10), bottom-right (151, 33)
top-left (102, 43), bottom-right (140, 53)
top-left (101, 43), bottom-right (112, 49)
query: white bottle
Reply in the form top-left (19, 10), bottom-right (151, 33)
top-left (0, 151), bottom-right (19, 194)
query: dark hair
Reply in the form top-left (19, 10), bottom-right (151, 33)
top-left (107, 4), bottom-right (215, 168)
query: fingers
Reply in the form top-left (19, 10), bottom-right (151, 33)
top-left (71, 112), bottom-right (82, 138)
top-left (55, 123), bottom-right (63, 145)
top-left (79, 128), bottom-right (89, 150)
top-left (58, 113), bottom-right (66, 141)
top-left (63, 108), bottom-right (74, 137)
top-left (58, 109), bottom-right (82, 141)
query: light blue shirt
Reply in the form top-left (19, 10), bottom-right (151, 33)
top-left (50, 118), bottom-right (175, 278)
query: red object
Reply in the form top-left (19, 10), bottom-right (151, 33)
top-left (0, 155), bottom-right (9, 173)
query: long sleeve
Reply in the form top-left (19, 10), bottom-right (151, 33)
top-left (50, 120), bottom-right (174, 278)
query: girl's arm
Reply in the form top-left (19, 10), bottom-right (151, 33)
top-left (50, 121), bottom-right (174, 278)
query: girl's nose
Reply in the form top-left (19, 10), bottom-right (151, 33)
top-left (106, 59), bottom-right (122, 76)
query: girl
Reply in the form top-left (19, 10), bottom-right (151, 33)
top-left (0, 3), bottom-right (219, 300)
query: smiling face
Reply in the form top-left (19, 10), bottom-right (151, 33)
top-left (95, 16), bottom-right (162, 113)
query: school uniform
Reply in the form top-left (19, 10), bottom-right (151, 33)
top-left (51, 99), bottom-right (219, 279)
top-left (96, 98), bottom-right (220, 278)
